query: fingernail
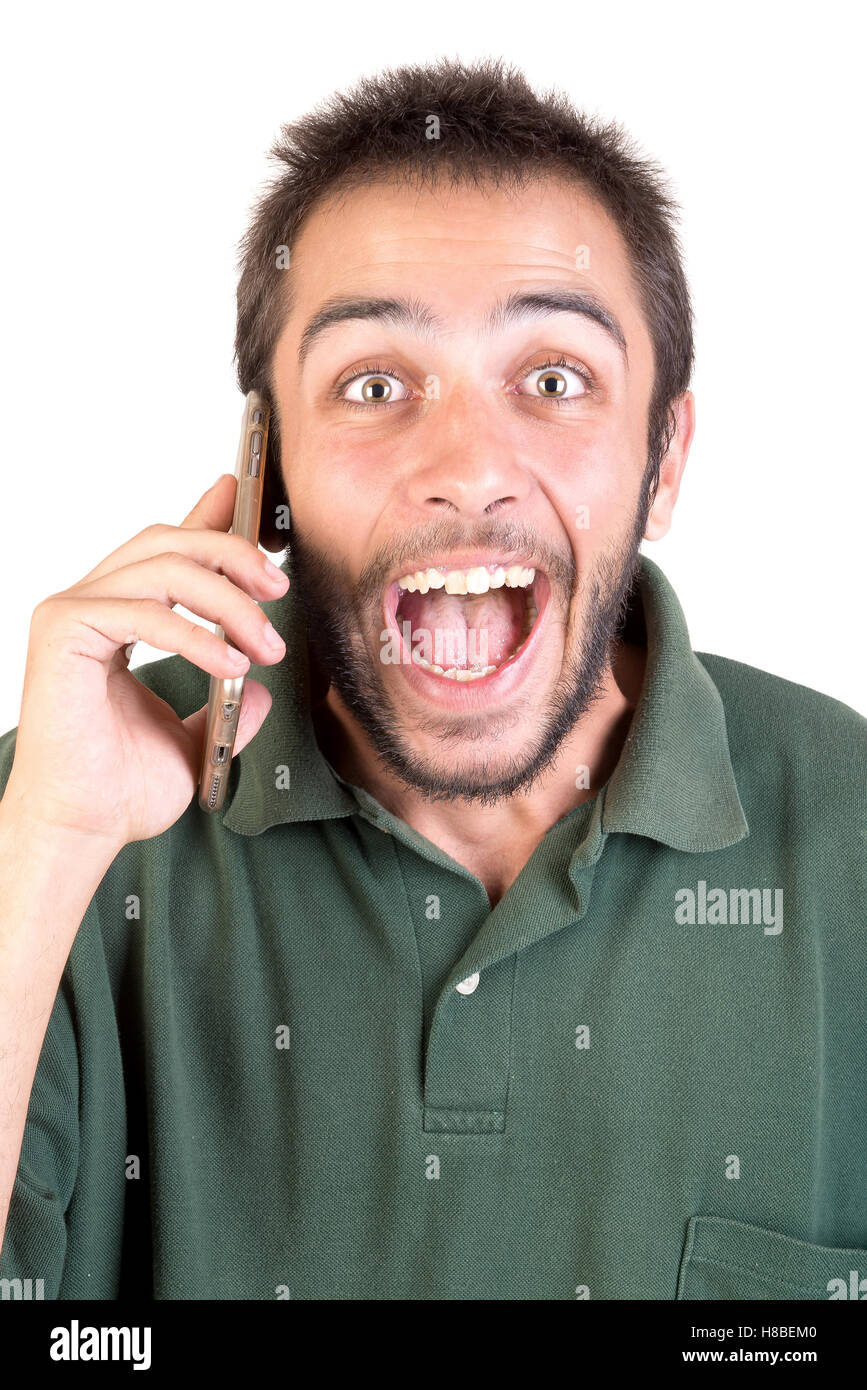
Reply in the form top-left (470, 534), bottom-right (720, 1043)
top-left (227, 646), bottom-right (249, 666)
top-left (262, 622), bottom-right (284, 650)
top-left (263, 558), bottom-right (286, 582)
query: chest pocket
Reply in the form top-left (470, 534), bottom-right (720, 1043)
top-left (677, 1216), bottom-right (867, 1300)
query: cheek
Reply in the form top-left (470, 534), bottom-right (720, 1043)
top-left (535, 428), bottom-right (644, 554)
top-left (280, 427), bottom-right (392, 557)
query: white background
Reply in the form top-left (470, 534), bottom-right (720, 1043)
top-left (1, 0), bottom-right (864, 731)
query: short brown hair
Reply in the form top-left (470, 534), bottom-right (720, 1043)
top-left (236, 58), bottom-right (694, 537)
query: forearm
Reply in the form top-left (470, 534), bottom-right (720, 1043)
top-left (0, 795), bottom-right (118, 1253)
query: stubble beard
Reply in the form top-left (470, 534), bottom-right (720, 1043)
top-left (288, 493), bottom-right (649, 806)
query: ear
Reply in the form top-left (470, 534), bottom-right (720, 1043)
top-left (644, 390), bottom-right (695, 542)
top-left (259, 441), bottom-right (291, 553)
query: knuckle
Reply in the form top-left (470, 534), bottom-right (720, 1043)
top-left (157, 549), bottom-right (189, 570)
top-left (132, 596), bottom-right (163, 623)
top-left (216, 570), bottom-right (242, 602)
top-left (226, 532), bottom-right (259, 562)
top-left (139, 521), bottom-right (172, 544)
top-left (176, 620), bottom-right (200, 652)
top-left (31, 595), bottom-right (60, 629)
top-left (193, 624), bottom-right (221, 657)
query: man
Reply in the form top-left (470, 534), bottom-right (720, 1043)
top-left (0, 60), bottom-right (865, 1301)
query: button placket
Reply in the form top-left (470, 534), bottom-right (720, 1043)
top-left (422, 953), bottom-right (517, 1133)
top-left (421, 804), bottom-right (607, 1135)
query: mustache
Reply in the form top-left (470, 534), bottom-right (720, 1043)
top-left (354, 518), bottom-right (578, 607)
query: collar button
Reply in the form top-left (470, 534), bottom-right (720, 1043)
top-left (456, 972), bottom-right (480, 995)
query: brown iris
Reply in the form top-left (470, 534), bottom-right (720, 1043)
top-left (537, 370), bottom-right (567, 397)
top-left (361, 376), bottom-right (392, 402)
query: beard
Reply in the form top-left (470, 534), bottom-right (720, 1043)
top-left (287, 480), bottom-right (651, 807)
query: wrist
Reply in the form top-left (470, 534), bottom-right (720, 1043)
top-left (0, 781), bottom-right (123, 876)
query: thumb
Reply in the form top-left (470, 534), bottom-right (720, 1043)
top-left (182, 679), bottom-right (273, 757)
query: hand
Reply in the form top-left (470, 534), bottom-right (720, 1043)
top-left (2, 474), bottom-right (288, 850)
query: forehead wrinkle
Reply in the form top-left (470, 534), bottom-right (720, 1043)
top-left (348, 233), bottom-right (580, 258)
top-left (333, 252), bottom-right (581, 276)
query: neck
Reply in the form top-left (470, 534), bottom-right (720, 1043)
top-left (311, 640), bottom-right (646, 906)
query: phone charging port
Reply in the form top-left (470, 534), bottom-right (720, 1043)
top-left (212, 743), bottom-right (230, 766)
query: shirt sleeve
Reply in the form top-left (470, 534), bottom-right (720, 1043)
top-left (0, 973), bottom-right (81, 1299)
top-left (0, 720), bottom-right (131, 1300)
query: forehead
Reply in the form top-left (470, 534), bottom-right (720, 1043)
top-left (282, 174), bottom-right (649, 350)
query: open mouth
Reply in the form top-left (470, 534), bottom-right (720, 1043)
top-left (383, 559), bottom-right (550, 688)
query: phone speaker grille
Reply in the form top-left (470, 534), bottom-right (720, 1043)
top-left (207, 776), bottom-right (221, 810)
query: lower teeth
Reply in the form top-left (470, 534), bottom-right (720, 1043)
top-left (412, 658), bottom-right (497, 680)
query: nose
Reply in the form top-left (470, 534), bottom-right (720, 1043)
top-left (404, 380), bottom-right (533, 519)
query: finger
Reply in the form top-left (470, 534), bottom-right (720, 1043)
top-left (76, 553), bottom-right (286, 667)
top-left (79, 520), bottom-right (289, 595)
top-left (47, 593), bottom-right (258, 680)
top-left (181, 678), bottom-right (273, 759)
top-left (79, 476), bottom-right (236, 586)
top-left (179, 472), bottom-right (237, 530)
top-left (76, 550), bottom-right (286, 664)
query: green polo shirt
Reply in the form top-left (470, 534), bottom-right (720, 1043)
top-left (1, 555), bottom-right (865, 1301)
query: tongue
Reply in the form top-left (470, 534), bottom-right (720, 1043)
top-left (398, 588), bottom-right (526, 669)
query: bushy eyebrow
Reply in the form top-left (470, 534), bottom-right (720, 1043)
top-left (298, 296), bottom-right (442, 364)
top-left (487, 290), bottom-right (628, 363)
top-left (297, 287), bottom-right (628, 365)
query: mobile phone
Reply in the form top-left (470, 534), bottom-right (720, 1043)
top-left (197, 389), bottom-right (271, 813)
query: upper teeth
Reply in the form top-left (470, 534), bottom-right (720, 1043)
top-left (397, 564), bottom-right (536, 594)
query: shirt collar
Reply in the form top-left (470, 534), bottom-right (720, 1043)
top-left (600, 556), bottom-right (748, 852)
top-left (221, 548), bottom-right (357, 836)
top-left (223, 551), bottom-right (748, 854)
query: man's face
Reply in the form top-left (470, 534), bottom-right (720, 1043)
top-left (270, 175), bottom-right (660, 803)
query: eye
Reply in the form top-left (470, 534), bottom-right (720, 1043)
top-left (515, 362), bottom-right (589, 400)
top-left (341, 371), bottom-right (410, 405)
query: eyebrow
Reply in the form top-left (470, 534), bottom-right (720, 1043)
top-left (298, 296), bottom-right (442, 364)
top-left (486, 289), bottom-right (628, 362)
top-left (297, 287), bottom-right (628, 365)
